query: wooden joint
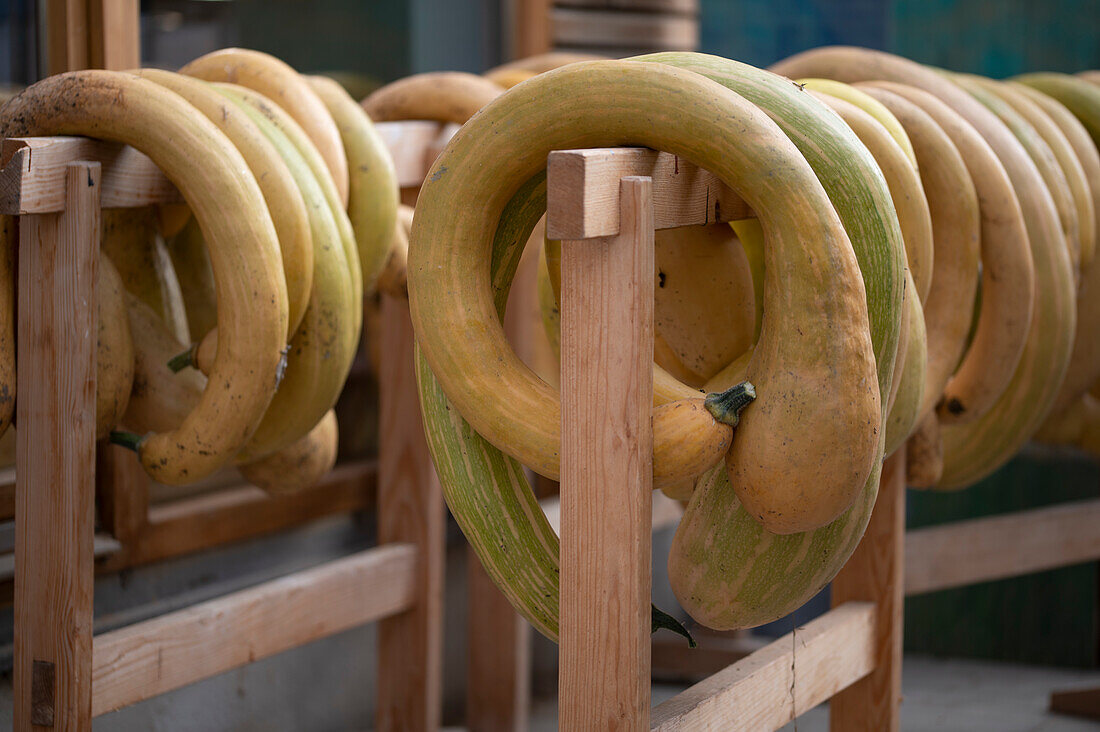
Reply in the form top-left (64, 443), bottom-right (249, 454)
top-left (0, 136), bottom-right (180, 215)
top-left (546, 146), bottom-right (753, 240)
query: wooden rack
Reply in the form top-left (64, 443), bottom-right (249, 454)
top-left (2, 135), bottom-right (444, 731)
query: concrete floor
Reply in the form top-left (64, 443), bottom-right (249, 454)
top-left (530, 655), bottom-right (1100, 731)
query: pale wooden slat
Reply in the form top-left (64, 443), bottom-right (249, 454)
top-left (86, 0), bottom-right (139, 70)
top-left (555, 0), bottom-right (698, 13)
top-left (376, 295), bottom-right (446, 732)
top-left (0, 534), bottom-right (120, 582)
top-left (14, 162), bottom-right (101, 730)
top-left (540, 489), bottom-right (681, 535)
top-left (830, 447), bottom-right (906, 731)
top-left (559, 176), bottom-right (654, 730)
top-left (546, 148), bottom-right (753, 240)
top-left (649, 602), bottom-right (876, 730)
top-left (905, 497), bottom-right (1100, 596)
top-left (552, 8), bottom-right (698, 50)
top-left (96, 459), bottom-right (377, 573)
top-left (91, 544), bottom-right (418, 717)
top-left (373, 121), bottom-right (459, 189)
top-left (0, 137), bottom-right (181, 214)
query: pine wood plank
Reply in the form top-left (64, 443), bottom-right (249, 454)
top-left (559, 176), bottom-right (654, 730)
top-left (546, 148), bottom-right (753, 240)
top-left (466, 557), bottom-right (532, 732)
top-left (830, 447), bottom-right (906, 732)
top-left (552, 8), bottom-right (698, 50)
top-left (516, 0), bottom-right (553, 57)
top-left (540, 490), bottom-right (682, 535)
top-left (0, 137), bottom-right (181, 215)
top-left (46, 0), bottom-right (90, 75)
top-left (373, 121), bottom-right (458, 188)
top-left (14, 162), bottom-right (101, 731)
top-left (95, 442), bottom-right (149, 543)
top-left (649, 602), bottom-right (876, 730)
top-left (905, 497), bottom-right (1100, 596)
top-left (376, 295), bottom-right (446, 732)
top-left (95, 459), bottom-right (377, 573)
top-left (91, 544), bottom-right (418, 717)
top-left (86, 0), bottom-right (139, 71)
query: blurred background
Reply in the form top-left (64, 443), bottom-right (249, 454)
top-left (1, 1), bottom-right (1099, 730)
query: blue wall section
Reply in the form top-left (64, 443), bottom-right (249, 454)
top-left (700, 0), bottom-right (1099, 74)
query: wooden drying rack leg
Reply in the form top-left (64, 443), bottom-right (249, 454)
top-left (376, 293), bottom-right (446, 731)
top-left (14, 162), bottom-right (101, 730)
top-left (831, 445), bottom-right (906, 731)
top-left (559, 176), bottom-right (655, 730)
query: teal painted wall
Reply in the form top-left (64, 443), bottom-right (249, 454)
top-left (700, 0), bottom-right (1100, 74)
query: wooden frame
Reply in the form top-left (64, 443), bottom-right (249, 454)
top-left (544, 145), bottom-right (897, 730)
top-left (3, 134), bottom-right (445, 731)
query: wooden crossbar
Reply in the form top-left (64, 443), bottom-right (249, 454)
top-left (91, 543), bottom-right (418, 716)
top-left (0, 136), bottom-right (181, 214)
top-left (905, 497), bottom-right (1100, 596)
top-left (650, 602), bottom-right (876, 730)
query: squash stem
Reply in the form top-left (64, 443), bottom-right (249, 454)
top-left (651, 603), bottom-right (697, 648)
top-left (109, 430), bottom-right (143, 452)
top-left (167, 345), bottom-right (197, 373)
top-left (704, 381), bottom-right (756, 427)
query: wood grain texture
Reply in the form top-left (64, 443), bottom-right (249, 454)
top-left (86, 0), bottom-right (139, 70)
top-left (546, 148), bottom-right (752, 240)
top-left (14, 162), bottom-right (101, 731)
top-left (91, 544), bottom-right (418, 716)
top-left (905, 497), bottom-right (1100, 596)
top-left (95, 442), bottom-right (148, 543)
top-left (466, 556), bottom-right (531, 732)
top-left (830, 447), bottom-right (906, 732)
top-left (376, 295), bottom-right (446, 732)
top-left (649, 602), bottom-right (876, 730)
top-left (95, 459), bottom-right (377, 573)
top-left (559, 176), bottom-right (654, 731)
top-left (0, 137), bottom-right (181, 215)
top-left (373, 121), bottom-right (458, 188)
top-left (552, 8), bottom-right (698, 50)
top-left (46, 0), bottom-right (89, 74)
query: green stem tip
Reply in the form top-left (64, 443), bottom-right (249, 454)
top-left (704, 381), bottom-right (756, 428)
top-left (167, 346), bottom-right (197, 373)
top-left (109, 430), bottom-right (143, 453)
top-left (651, 604), bottom-right (697, 648)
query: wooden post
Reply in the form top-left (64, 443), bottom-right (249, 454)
top-left (14, 162), bottom-right (101, 731)
top-left (559, 176), bottom-right (655, 730)
top-left (95, 443), bottom-right (149, 544)
top-left (46, 0), bottom-right (90, 74)
top-left (87, 0), bottom-right (140, 70)
top-left (830, 445), bottom-right (906, 731)
top-left (376, 293), bottom-right (445, 732)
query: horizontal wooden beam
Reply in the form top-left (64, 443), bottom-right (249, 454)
top-left (95, 458), bottom-right (378, 573)
top-left (905, 498), bottom-right (1100, 596)
top-left (552, 9), bottom-right (698, 50)
top-left (540, 489), bottom-right (682, 535)
top-left (91, 542), bottom-right (418, 716)
top-left (373, 120), bottom-right (459, 189)
top-left (649, 602), bottom-right (876, 731)
top-left (1, 136), bottom-right (181, 214)
top-left (546, 147), bottom-right (753, 240)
